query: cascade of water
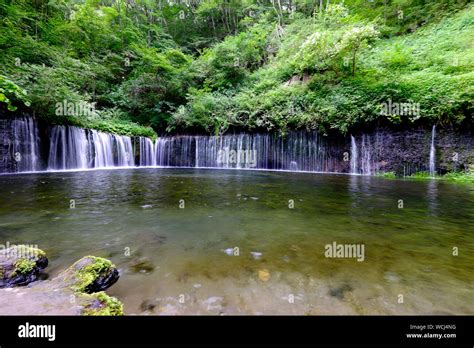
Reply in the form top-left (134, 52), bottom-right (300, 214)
top-left (153, 131), bottom-right (338, 172)
top-left (140, 137), bottom-right (156, 166)
top-left (91, 130), bottom-right (114, 168)
top-left (1, 117), bottom-right (414, 176)
top-left (361, 134), bottom-right (372, 175)
top-left (48, 126), bottom-right (88, 170)
top-left (47, 126), bottom-right (136, 170)
top-left (350, 135), bottom-right (358, 174)
top-left (114, 134), bottom-right (134, 167)
top-left (0, 117), bottom-right (40, 172)
top-left (429, 125), bottom-right (436, 177)
top-left (13, 117), bottom-right (40, 172)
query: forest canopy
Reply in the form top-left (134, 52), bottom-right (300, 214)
top-left (0, 0), bottom-right (472, 137)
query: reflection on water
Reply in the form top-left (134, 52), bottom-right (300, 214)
top-left (0, 168), bottom-right (473, 315)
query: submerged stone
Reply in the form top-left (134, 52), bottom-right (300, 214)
top-left (250, 251), bottom-right (263, 260)
top-left (258, 269), bottom-right (270, 282)
top-left (329, 283), bottom-right (353, 300)
top-left (129, 257), bottom-right (155, 274)
top-left (140, 299), bottom-right (158, 312)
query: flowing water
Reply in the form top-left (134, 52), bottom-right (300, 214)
top-left (1, 117), bottom-right (441, 177)
top-left (429, 125), bottom-right (437, 177)
top-left (0, 168), bottom-right (472, 315)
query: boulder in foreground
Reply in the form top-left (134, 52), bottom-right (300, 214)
top-left (0, 251), bottom-right (123, 316)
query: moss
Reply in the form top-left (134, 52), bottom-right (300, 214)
top-left (12, 259), bottom-right (36, 276)
top-left (70, 256), bottom-right (115, 293)
top-left (406, 170), bottom-right (474, 184)
top-left (82, 292), bottom-right (124, 316)
top-left (375, 171), bottom-right (396, 179)
top-left (442, 171), bottom-right (474, 183)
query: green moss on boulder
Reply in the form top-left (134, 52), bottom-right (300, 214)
top-left (82, 292), bottom-right (124, 316)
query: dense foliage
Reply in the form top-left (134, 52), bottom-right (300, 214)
top-left (0, 0), bottom-right (472, 136)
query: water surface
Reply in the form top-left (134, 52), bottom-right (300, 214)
top-left (0, 168), bottom-right (473, 314)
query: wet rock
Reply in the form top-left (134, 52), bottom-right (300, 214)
top-left (52, 256), bottom-right (119, 293)
top-left (290, 244), bottom-right (300, 252)
top-left (329, 283), bottom-right (353, 299)
top-left (129, 257), bottom-right (155, 274)
top-left (384, 272), bottom-right (400, 283)
top-left (222, 248), bottom-right (234, 256)
top-left (0, 245), bottom-right (48, 288)
top-left (140, 299), bottom-right (158, 312)
top-left (250, 251), bottom-right (262, 260)
top-left (204, 296), bottom-right (224, 311)
top-left (258, 269), bottom-right (270, 282)
top-left (0, 254), bottom-right (123, 316)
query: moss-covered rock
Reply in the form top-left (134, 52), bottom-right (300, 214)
top-left (82, 292), bottom-right (124, 316)
top-left (0, 253), bottom-right (123, 316)
top-left (0, 245), bottom-right (48, 287)
top-left (52, 256), bottom-right (119, 293)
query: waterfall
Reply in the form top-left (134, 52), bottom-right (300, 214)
top-left (48, 126), bottom-right (89, 170)
top-left (361, 134), bottom-right (372, 175)
top-left (154, 132), bottom-right (338, 172)
top-left (350, 135), bottom-right (358, 174)
top-left (47, 126), bottom-right (134, 170)
top-left (139, 137), bottom-right (156, 166)
top-left (0, 117), bottom-right (40, 172)
top-left (2, 116), bottom-right (448, 177)
top-left (429, 125), bottom-right (436, 177)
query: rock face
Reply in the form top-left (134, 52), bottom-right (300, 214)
top-left (0, 250), bottom-right (123, 316)
top-left (345, 129), bottom-right (474, 175)
top-left (0, 245), bottom-right (48, 288)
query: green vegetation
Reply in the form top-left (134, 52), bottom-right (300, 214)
top-left (0, 1), bottom-right (472, 136)
top-left (378, 167), bottom-right (474, 184)
top-left (0, 75), bottom-right (30, 111)
top-left (12, 259), bottom-right (35, 276)
top-left (376, 171), bottom-right (396, 179)
top-left (83, 292), bottom-right (124, 316)
top-left (442, 170), bottom-right (474, 183)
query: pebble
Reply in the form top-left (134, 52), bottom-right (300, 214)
top-left (250, 251), bottom-right (262, 260)
top-left (258, 269), bottom-right (270, 282)
top-left (223, 248), bottom-right (234, 256)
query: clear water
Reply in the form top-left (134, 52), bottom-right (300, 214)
top-left (0, 168), bottom-right (473, 315)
